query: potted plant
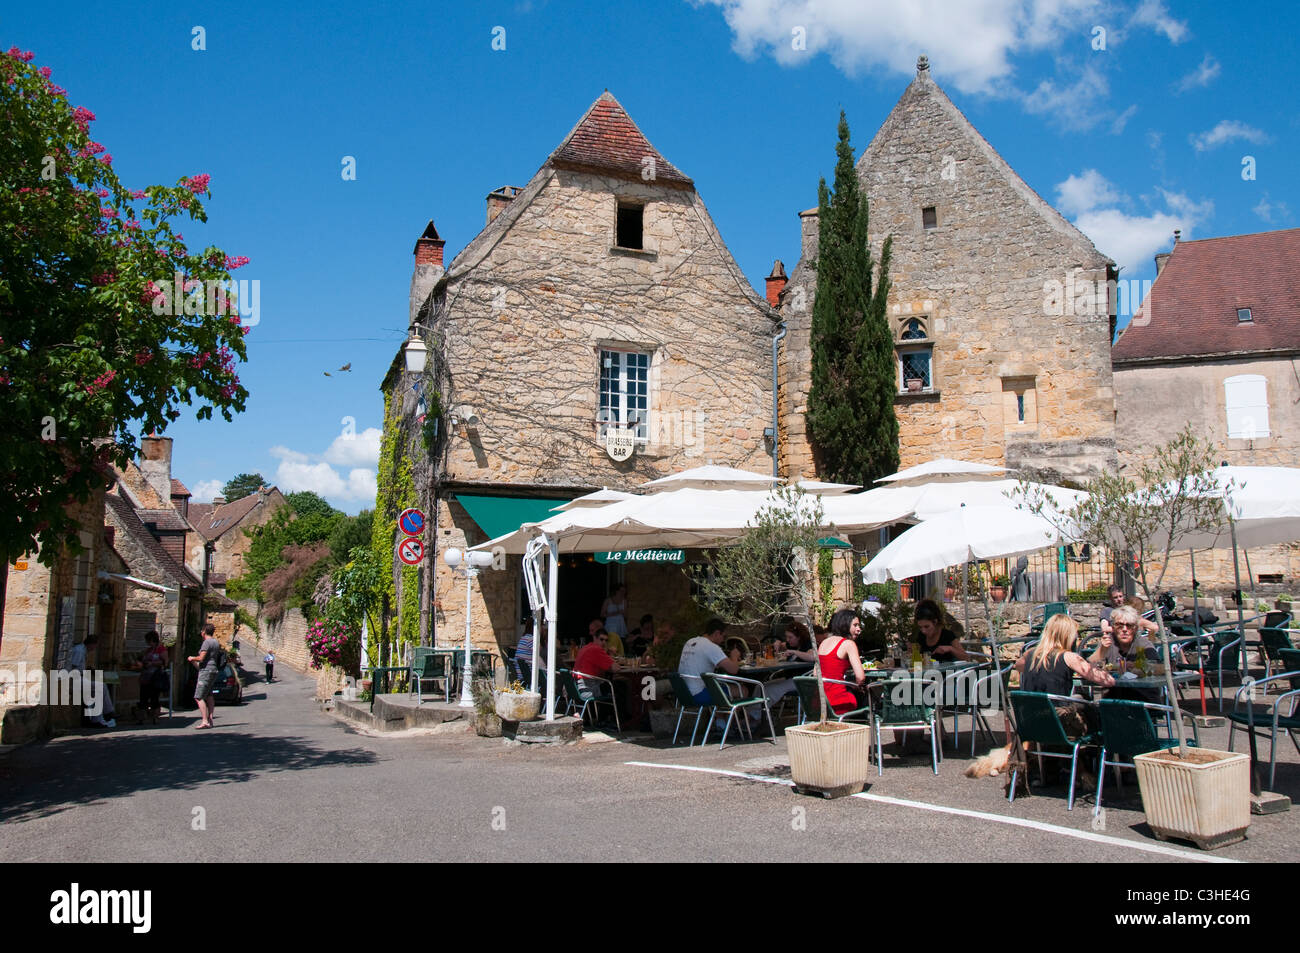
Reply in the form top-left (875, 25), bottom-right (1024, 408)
top-left (989, 573), bottom-right (1009, 602)
top-left (494, 679), bottom-right (542, 722)
top-left (1019, 426), bottom-right (1252, 849)
top-left (943, 570), bottom-right (957, 601)
top-left (1276, 593), bottom-right (1293, 612)
top-left (471, 677), bottom-right (502, 737)
top-left (701, 487), bottom-right (870, 798)
top-left (905, 378), bottom-right (923, 393)
top-left (898, 578), bottom-right (913, 601)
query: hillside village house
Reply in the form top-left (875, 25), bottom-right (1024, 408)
top-left (1113, 227), bottom-right (1300, 590)
top-left (380, 91), bottom-right (780, 661)
top-left (187, 484), bottom-right (288, 590)
top-left (778, 57), bottom-right (1118, 489)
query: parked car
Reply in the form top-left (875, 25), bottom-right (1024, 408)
top-left (211, 664), bottom-right (243, 705)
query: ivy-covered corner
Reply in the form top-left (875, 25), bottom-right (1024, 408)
top-left (373, 387), bottom-right (423, 660)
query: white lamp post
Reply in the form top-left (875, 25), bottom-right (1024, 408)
top-left (443, 547), bottom-right (495, 708)
top-left (403, 335), bottom-right (428, 374)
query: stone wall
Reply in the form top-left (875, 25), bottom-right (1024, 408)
top-left (428, 167), bottom-right (778, 490)
top-left (780, 66), bottom-right (1116, 485)
top-left (243, 601), bottom-right (313, 674)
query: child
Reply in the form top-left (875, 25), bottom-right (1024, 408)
top-left (264, 651), bottom-right (275, 683)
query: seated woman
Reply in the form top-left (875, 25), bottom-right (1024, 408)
top-left (781, 622), bottom-right (815, 662)
top-left (914, 599), bottom-right (970, 661)
top-left (1014, 614), bottom-right (1114, 736)
top-left (817, 608), bottom-right (868, 716)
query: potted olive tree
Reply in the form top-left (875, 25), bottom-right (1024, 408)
top-left (700, 488), bottom-right (870, 798)
top-left (1018, 427), bottom-right (1250, 849)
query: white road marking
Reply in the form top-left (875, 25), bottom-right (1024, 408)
top-left (623, 761), bottom-right (1238, 864)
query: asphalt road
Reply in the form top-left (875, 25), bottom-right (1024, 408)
top-left (2, 662), bottom-right (1295, 864)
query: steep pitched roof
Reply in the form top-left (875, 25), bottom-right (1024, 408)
top-left (104, 493), bottom-right (194, 589)
top-left (170, 478), bottom-right (190, 497)
top-left (1113, 228), bottom-right (1300, 363)
top-left (191, 490), bottom-right (276, 541)
top-left (549, 91), bottom-right (692, 188)
top-left (859, 64), bottom-right (1110, 268)
top-left (137, 508), bottom-right (190, 532)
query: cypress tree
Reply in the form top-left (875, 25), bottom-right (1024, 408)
top-left (806, 111), bottom-right (899, 485)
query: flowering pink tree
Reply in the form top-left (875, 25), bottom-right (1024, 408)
top-left (0, 49), bottom-right (251, 644)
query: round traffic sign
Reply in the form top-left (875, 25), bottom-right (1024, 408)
top-left (398, 507), bottom-right (425, 536)
top-left (397, 537), bottom-right (424, 566)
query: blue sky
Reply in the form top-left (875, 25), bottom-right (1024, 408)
top-left (8, 1), bottom-right (1297, 513)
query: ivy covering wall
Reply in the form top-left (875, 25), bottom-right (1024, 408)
top-left (373, 387), bottom-right (421, 652)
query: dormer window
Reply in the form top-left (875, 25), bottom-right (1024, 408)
top-left (1237, 308), bottom-right (1253, 323)
top-left (616, 202), bottom-right (644, 250)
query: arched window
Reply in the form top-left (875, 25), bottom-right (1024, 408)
top-left (901, 318), bottom-right (927, 340)
top-left (896, 317), bottom-right (933, 392)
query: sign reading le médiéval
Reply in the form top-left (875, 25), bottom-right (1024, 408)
top-left (595, 549), bottom-right (685, 564)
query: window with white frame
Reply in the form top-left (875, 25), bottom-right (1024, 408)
top-left (599, 349), bottom-right (650, 440)
top-left (1225, 374), bottom-right (1270, 439)
top-left (896, 317), bottom-right (933, 391)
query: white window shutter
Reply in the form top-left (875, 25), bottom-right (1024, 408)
top-left (1225, 375), bottom-right (1270, 439)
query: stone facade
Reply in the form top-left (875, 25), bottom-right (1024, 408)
top-left (386, 92), bottom-right (780, 663)
top-left (188, 487), bottom-right (287, 582)
top-left (779, 60), bottom-right (1117, 486)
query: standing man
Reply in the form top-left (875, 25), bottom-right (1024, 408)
top-left (188, 623), bottom-right (222, 729)
top-left (264, 651), bottom-right (275, 684)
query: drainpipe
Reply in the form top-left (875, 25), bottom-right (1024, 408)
top-left (771, 322), bottom-right (787, 479)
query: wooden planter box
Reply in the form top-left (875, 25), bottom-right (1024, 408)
top-left (1133, 748), bottom-right (1250, 850)
top-left (786, 722), bottom-right (871, 798)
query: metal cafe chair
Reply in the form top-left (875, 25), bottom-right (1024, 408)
top-left (699, 672), bottom-right (775, 749)
top-left (793, 675), bottom-right (873, 726)
top-left (667, 672), bottom-right (713, 746)
top-left (873, 675), bottom-right (940, 776)
top-left (1008, 691), bottom-right (1098, 811)
top-left (558, 668), bottom-right (620, 734)
top-left (1095, 699), bottom-right (1199, 816)
top-left (1226, 662), bottom-right (1300, 790)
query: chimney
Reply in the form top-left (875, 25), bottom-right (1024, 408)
top-left (212, 495), bottom-right (226, 506)
top-left (765, 260), bottom-right (788, 307)
top-left (413, 220), bottom-right (445, 269)
top-left (486, 185), bottom-right (522, 225)
top-left (798, 207), bottom-right (820, 264)
top-left (1154, 252), bottom-right (1171, 274)
top-left (139, 433), bottom-right (173, 505)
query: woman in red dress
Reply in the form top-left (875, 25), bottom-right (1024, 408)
top-left (818, 608), bottom-right (868, 715)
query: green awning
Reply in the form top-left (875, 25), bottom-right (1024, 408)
top-left (454, 494), bottom-right (569, 542)
top-left (817, 536), bottom-right (851, 549)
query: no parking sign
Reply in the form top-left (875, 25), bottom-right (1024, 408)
top-left (398, 508), bottom-right (425, 536)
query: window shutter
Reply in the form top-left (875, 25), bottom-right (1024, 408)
top-left (1225, 375), bottom-right (1270, 438)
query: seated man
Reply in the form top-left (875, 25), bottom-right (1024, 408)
top-left (574, 629), bottom-right (617, 695)
top-left (1089, 605), bottom-right (1161, 702)
top-left (626, 614), bottom-right (654, 657)
top-left (588, 617), bottom-right (623, 658)
top-left (677, 619), bottom-right (740, 708)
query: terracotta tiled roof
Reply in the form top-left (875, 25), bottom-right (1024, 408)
top-left (189, 502), bottom-right (214, 526)
top-left (104, 493), bottom-right (195, 589)
top-left (191, 490), bottom-right (275, 541)
top-left (137, 508), bottom-right (190, 532)
top-left (170, 478), bottom-right (190, 497)
top-left (549, 91), bottom-right (692, 188)
top-left (1113, 228), bottom-right (1300, 362)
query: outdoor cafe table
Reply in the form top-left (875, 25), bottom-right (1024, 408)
top-left (738, 660), bottom-right (813, 681)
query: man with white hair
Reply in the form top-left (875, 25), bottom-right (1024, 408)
top-left (1090, 605), bottom-right (1162, 702)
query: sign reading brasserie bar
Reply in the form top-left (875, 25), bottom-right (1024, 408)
top-left (604, 427), bottom-right (636, 462)
top-left (595, 549), bottom-right (685, 564)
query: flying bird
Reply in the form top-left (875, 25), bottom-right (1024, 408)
top-left (323, 371), bottom-right (331, 377)
top-left (338, 363), bottom-right (352, 372)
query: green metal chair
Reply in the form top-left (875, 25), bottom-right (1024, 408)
top-left (558, 668), bottom-right (620, 733)
top-left (699, 672), bottom-right (775, 749)
top-left (1095, 699), bottom-right (1199, 816)
top-left (1257, 626), bottom-right (1295, 680)
top-left (1008, 691), bottom-right (1098, 811)
top-left (873, 676), bottom-right (939, 775)
top-left (1029, 602), bottom-right (1069, 635)
top-left (1226, 655), bottom-right (1300, 789)
top-left (793, 676), bottom-right (872, 726)
top-left (959, 666), bottom-right (1011, 756)
top-left (1183, 628), bottom-right (1245, 711)
top-left (668, 672), bottom-right (713, 746)
top-left (410, 649), bottom-right (452, 706)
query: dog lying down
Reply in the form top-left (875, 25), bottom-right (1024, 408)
top-left (965, 745), bottom-right (1012, 778)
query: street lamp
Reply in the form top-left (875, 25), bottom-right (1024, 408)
top-left (443, 547), bottom-right (495, 708)
top-left (403, 334), bottom-right (428, 374)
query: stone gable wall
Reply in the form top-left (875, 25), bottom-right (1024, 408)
top-left (429, 168), bottom-right (777, 489)
top-left (781, 77), bottom-right (1116, 485)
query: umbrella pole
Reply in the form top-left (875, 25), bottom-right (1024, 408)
top-left (546, 535), bottom-right (559, 722)
top-left (1229, 521), bottom-right (1262, 796)
top-left (962, 562), bottom-right (970, 637)
top-left (1190, 549), bottom-right (1206, 716)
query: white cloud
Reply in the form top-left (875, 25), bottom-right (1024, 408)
top-left (1109, 104), bottom-right (1138, 134)
top-left (1129, 0), bottom-right (1188, 44)
top-left (1176, 53), bottom-right (1220, 92)
top-left (322, 427), bottom-right (382, 468)
top-left (1054, 168), bottom-right (1123, 216)
top-left (1190, 120), bottom-right (1270, 152)
top-left (191, 479), bottom-right (225, 503)
top-left (269, 437), bottom-right (378, 506)
top-left (698, 0), bottom-right (1102, 95)
top-left (1055, 170), bottom-right (1212, 273)
top-left (1023, 61), bottom-right (1112, 129)
top-left (1253, 194), bottom-right (1292, 225)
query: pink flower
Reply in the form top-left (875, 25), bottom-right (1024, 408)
top-left (224, 255), bottom-right (249, 270)
top-left (38, 66), bottom-right (51, 79)
top-left (93, 187), bottom-right (109, 197)
top-left (100, 206), bottom-right (117, 219)
top-left (185, 174), bottom-right (211, 194)
top-left (100, 153), bottom-right (112, 166)
top-left (92, 272), bottom-right (115, 286)
top-left (130, 189), bottom-right (146, 200)
top-left (124, 219), bottom-right (140, 230)
top-left (135, 349), bottom-right (153, 365)
top-left (71, 106), bottom-right (95, 129)
top-left (49, 84), bottom-right (66, 97)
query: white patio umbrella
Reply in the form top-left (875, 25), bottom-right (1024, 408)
top-left (874, 458), bottom-right (1012, 486)
top-left (639, 464), bottom-right (782, 492)
top-left (795, 479), bottom-right (861, 494)
top-left (549, 488), bottom-right (638, 511)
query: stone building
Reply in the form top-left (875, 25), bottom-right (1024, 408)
top-left (188, 485), bottom-right (288, 586)
top-left (382, 91), bottom-right (780, 661)
top-left (1113, 227), bottom-right (1300, 590)
top-left (778, 57), bottom-right (1118, 487)
top-left (0, 488), bottom-right (130, 743)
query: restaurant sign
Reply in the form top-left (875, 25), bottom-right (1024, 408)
top-left (595, 549), bottom-right (685, 564)
top-left (604, 428), bottom-right (636, 462)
